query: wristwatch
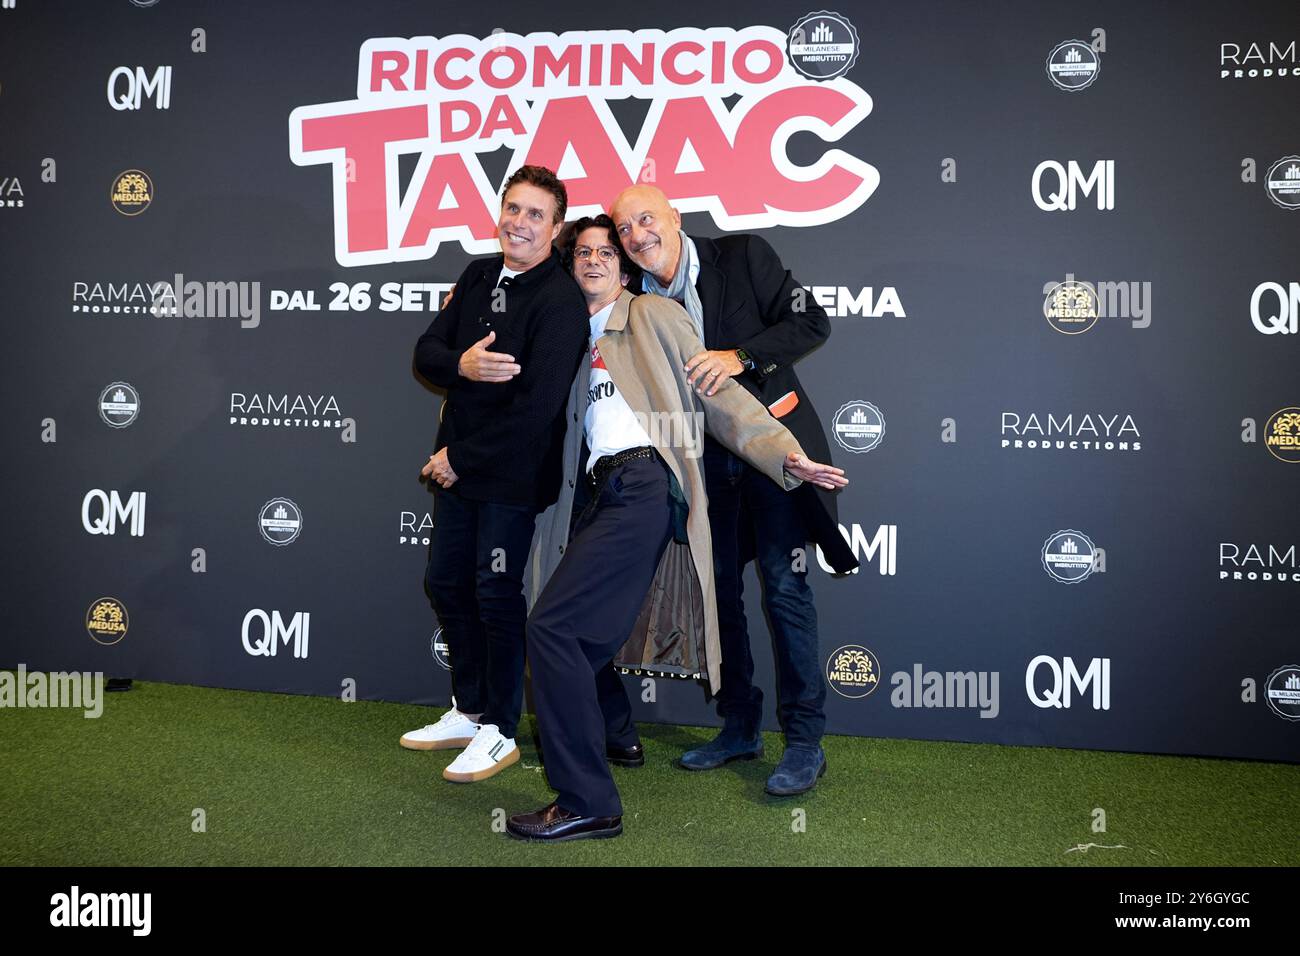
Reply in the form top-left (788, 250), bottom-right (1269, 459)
top-left (735, 347), bottom-right (756, 372)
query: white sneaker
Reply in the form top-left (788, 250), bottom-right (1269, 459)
top-left (400, 699), bottom-right (481, 751)
top-left (442, 723), bottom-right (519, 782)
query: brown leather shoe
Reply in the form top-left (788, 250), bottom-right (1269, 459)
top-left (505, 801), bottom-right (623, 842)
top-left (606, 741), bottom-right (645, 767)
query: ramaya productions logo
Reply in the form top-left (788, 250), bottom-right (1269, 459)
top-left (111, 169), bottom-right (153, 216)
top-left (1265, 156), bottom-right (1300, 210)
top-left (1221, 40), bottom-right (1299, 80)
top-left (1265, 407), bottom-right (1300, 462)
top-left (400, 510), bottom-right (433, 546)
top-left (1219, 543), bottom-right (1300, 583)
top-left (72, 276), bottom-right (261, 327)
top-left (86, 597), bottom-right (129, 645)
top-left (1041, 530), bottom-right (1097, 584)
top-left (258, 498), bottom-right (303, 546)
top-left (74, 281), bottom-right (175, 315)
top-left (431, 626), bottom-right (450, 670)
top-left (0, 174), bottom-right (24, 209)
top-left (832, 400), bottom-right (884, 453)
top-left (99, 382), bottom-right (140, 428)
top-left (230, 393), bottom-right (343, 429)
top-left (825, 644), bottom-right (880, 699)
top-left (1001, 412), bottom-right (1140, 452)
top-left (1265, 665), bottom-right (1300, 721)
top-left (787, 11), bottom-right (860, 81)
top-left (1046, 39), bottom-right (1100, 92)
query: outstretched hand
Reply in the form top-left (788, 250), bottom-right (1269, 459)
top-left (783, 451), bottom-right (848, 491)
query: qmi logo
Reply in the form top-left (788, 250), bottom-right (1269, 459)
top-left (1032, 160), bottom-right (1115, 211)
top-left (1026, 655), bottom-right (1110, 710)
top-left (242, 609), bottom-right (310, 659)
top-left (82, 490), bottom-right (146, 537)
top-left (1251, 282), bottom-right (1300, 335)
top-left (816, 523), bottom-right (897, 575)
top-left (107, 66), bottom-right (172, 110)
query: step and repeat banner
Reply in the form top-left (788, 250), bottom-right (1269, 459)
top-left (1, 0), bottom-right (1296, 763)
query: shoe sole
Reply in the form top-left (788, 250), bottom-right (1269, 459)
top-left (505, 822), bottom-right (623, 842)
top-left (607, 756), bottom-right (645, 768)
top-left (763, 757), bottom-right (828, 796)
top-left (399, 735), bottom-right (474, 752)
top-left (676, 748), bottom-right (763, 772)
top-left (442, 746), bottom-right (520, 782)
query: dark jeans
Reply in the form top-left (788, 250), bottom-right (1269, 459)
top-left (704, 440), bottom-right (826, 747)
top-left (527, 456), bottom-right (673, 818)
top-left (425, 487), bottom-right (538, 740)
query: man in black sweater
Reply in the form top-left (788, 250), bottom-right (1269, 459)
top-left (403, 165), bottom-right (587, 785)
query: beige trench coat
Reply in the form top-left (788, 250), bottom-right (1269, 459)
top-left (526, 289), bottom-right (804, 694)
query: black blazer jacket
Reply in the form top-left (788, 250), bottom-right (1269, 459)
top-left (674, 232), bottom-right (858, 574)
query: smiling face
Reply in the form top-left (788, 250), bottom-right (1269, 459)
top-left (571, 226), bottom-right (627, 311)
top-left (498, 182), bottom-right (563, 271)
top-left (609, 185), bottom-right (682, 285)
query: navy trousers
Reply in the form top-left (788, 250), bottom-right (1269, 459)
top-left (527, 455), bottom-right (673, 818)
top-left (703, 440), bottom-right (827, 747)
top-left (425, 487), bottom-right (538, 740)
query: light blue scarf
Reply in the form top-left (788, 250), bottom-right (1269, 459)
top-left (642, 231), bottom-right (704, 342)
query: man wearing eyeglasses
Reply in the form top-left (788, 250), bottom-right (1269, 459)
top-left (404, 165), bottom-right (587, 786)
top-left (505, 215), bottom-right (848, 841)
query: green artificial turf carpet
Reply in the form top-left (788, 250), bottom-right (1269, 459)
top-left (1, 679), bottom-right (1295, 866)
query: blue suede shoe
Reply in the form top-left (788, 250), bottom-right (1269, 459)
top-left (677, 725), bottom-right (764, 771)
top-left (764, 745), bottom-right (827, 796)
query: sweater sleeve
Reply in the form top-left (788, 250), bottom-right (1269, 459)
top-left (413, 262), bottom-right (477, 388)
top-left (444, 281), bottom-right (587, 481)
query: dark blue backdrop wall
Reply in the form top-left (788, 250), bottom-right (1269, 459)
top-left (2, 0), bottom-right (1297, 763)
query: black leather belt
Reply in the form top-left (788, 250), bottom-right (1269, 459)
top-left (590, 445), bottom-right (656, 485)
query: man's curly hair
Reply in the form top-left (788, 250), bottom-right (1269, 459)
top-left (558, 214), bottom-right (641, 285)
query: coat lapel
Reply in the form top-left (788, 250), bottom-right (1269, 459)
top-left (604, 288), bottom-right (633, 332)
top-left (691, 234), bottom-right (726, 349)
top-left (596, 290), bottom-right (650, 427)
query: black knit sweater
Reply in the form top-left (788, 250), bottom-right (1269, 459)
top-left (414, 249), bottom-right (588, 508)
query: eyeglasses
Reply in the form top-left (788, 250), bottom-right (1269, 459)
top-left (574, 246), bottom-right (619, 262)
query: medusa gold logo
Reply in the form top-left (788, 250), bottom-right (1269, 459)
top-left (1044, 278), bottom-right (1099, 334)
top-left (86, 598), bottom-right (129, 645)
top-left (1265, 407), bottom-right (1300, 462)
top-left (111, 169), bottom-right (153, 215)
top-left (826, 644), bottom-right (880, 699)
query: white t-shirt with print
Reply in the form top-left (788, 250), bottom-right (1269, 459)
top-left (585, 300), bottom-right (652, 472)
